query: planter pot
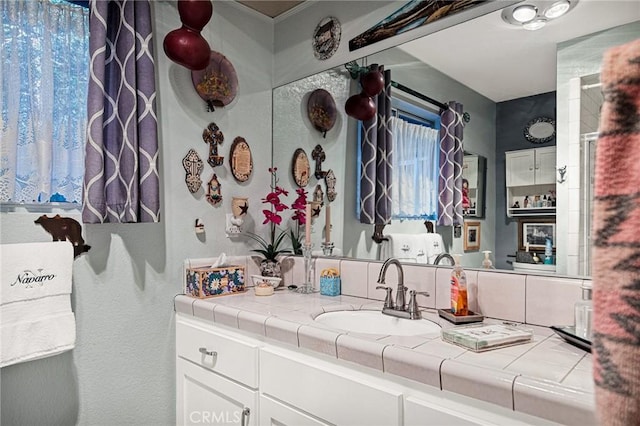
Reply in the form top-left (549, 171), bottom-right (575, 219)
top-left (259, 259), bottom-right (282, 280)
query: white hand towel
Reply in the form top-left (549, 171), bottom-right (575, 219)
top-left (1, 241), bottom-right (76, 367)
top-left (381, 234), bottom-right (427, 263)
top-left (424, 233), bottom-right (445, 264)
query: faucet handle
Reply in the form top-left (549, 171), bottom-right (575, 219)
top-left (376, 285), bottom-right (394, 310)
top-left (408, 290), bottom-right (431, 319)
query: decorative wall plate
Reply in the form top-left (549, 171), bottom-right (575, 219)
top-left (312, 16), bottom-right (341, 60)
top-left (307, 89), bottom-right (337, 137)
top-left (182, 148), bottom-right (204, 193)
top-left (325, 169), bottom-right (337, 202)
top-left (229, 137), bottom-right (253, 182)
top-left (292, 148), bottom-right (310, 187)
top-left (203, 122), bottom-right (224, 167)
top-left (191, 50), bottom-right (238, 112)
top-left (206, 174), bottom-right (222, 206)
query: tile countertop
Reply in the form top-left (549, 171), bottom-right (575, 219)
top-left (174, 291), bottom-right (596, 425)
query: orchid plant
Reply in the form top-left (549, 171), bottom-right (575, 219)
top-left (289, 187), bottom-right (308, 255)
top-left (246, 168), bottom-right (307, 261)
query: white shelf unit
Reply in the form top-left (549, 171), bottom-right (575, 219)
top-left (505, 147), bottom-right (556, 218)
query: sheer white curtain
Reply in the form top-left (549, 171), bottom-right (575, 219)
top-left (0, 0), bottom-right (89, 203)
top-left (390, 116), bottom-right (439, 219)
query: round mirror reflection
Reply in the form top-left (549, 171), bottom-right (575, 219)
top-left (524, 117), bottom-right (556, 144)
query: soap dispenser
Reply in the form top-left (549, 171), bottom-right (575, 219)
top-left (481, 250), bottom-right (494, 269)
top-left (574, 283), bottom-right (593, 340)
top-left (450, 254), bottom-right (468, 316)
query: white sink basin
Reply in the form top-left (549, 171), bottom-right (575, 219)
top-left (314, 310), bottom-right (441, 336)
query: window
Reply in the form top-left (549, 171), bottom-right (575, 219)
top-left (390, 98), bottom-right (440, 220)
top-left (1, 0), bottom-right (89, 205)
top-left (356, 97), bottom-right (440, 221)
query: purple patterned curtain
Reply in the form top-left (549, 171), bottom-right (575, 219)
top-left (82, 0), bottom-right (159, 223)
top-left (437, 101), bottom-right (464, 227)
top-left (359, 65), bottom-right (393, 225)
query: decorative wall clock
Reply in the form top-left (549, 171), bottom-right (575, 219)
top-left (229, 137), bottom-right (253, 182)
top-left (312, 16), bottom-right (341, 60)
top-left (292, 148), bottom-right (310, 187)
top-left (182, 148), bottom-right (204, 193)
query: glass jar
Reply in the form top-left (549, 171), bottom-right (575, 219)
top-left (574, 284), bottom-right (593, 340)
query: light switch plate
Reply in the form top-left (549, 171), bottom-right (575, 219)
top-left (225, 214), bottom-right (242, 238)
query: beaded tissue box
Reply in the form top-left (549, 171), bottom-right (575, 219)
top-left (185, 265), bottom-right (246, 298)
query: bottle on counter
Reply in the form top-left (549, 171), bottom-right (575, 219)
top-left (450, 254), bottom-right (468, 316)
top-left (575, 283), bottom-right (593, 340)
top-left (544, 237), bottom-right (553, 265)
top-left (482, 250), bottom-right (494, 269)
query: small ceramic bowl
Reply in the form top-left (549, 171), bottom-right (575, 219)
top-left (250, 275), bottom-right (282, 288)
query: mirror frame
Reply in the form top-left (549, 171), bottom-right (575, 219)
top-left (524, 117), bottom-right (556, 144)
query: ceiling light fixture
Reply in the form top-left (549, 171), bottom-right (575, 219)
top-left (523, 18), bottom-right (547, 31)
top-left (512, 5), bottom-right (537, 22)
top-left (501, 0), bottom-right (577, 31)
top-left (544, 0), bottom-right (571, 19)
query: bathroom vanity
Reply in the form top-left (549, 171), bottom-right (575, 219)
top-left (175, 289), bottom-right (595, 426)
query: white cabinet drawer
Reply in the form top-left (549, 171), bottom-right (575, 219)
top-left (259, 395), bottom-right (331, 426)
top-left (260, 348), bottom-right (402, 426)
top-left (176, 317), bottom-right (259, 389)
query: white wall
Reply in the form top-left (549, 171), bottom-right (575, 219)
top-left (0, 2), bottom-right (274, 424)
top-left (555, 21), bottom-right (640, 276)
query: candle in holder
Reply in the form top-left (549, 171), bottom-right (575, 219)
top-left (305, 202), bottom-right (311, 245)
top-left (325, 203), bottom-right (331, 243)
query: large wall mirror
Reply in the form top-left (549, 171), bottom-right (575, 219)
top-left (273, 3), bottom-right (640, 278)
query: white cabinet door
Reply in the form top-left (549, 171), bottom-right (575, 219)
top-left (259, 395), bottom-right (331, 426)
top-left (534, 146), bottom-right (557, 185)
top-left (176, 358), bottom-right (257, 426)
top-left (505, 150), bottom-right (535, 186)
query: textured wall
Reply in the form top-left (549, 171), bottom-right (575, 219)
top-left (0, 2), bottom-right (274, 425)
top-left (273, 69), bottom-right (351, 253)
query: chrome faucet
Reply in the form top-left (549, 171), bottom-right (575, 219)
top-left (377, 258), bottom-right (406, 310)
top-left (376, 258), bottom-right (429, 320)
top-left (434, 253), bottom-right (455, 266)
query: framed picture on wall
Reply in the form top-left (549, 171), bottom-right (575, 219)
top-left (463, 221), bottom-right (481, 251)
top-left (518, 218), bottom-right (556, 251)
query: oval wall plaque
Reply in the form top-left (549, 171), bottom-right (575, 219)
top-left (229, 137), bottom-right (253, 182)
top-left (292, 148), bottom-right (310, 187)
